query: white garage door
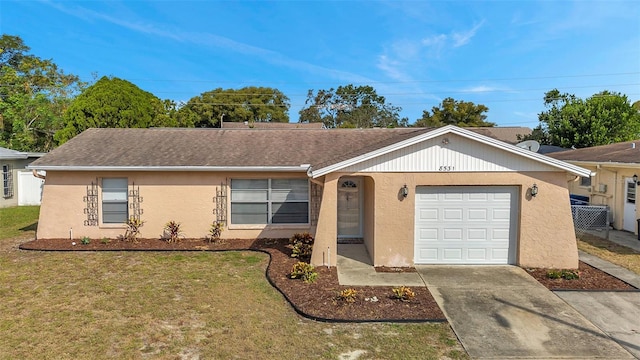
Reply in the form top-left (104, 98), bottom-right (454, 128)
top-left (415, 186), bottom-right (518, 264)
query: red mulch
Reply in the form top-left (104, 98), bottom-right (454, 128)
top-left (19, 238), bottom-right (446, 322)
top-left (526, 261), bottom-right (637, 291)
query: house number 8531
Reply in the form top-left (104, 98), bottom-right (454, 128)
top-left (438, 166), bottom-right (455, 171)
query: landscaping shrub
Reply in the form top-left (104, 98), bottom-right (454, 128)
top-left (337, 288), bottom-right (358, 303)
top-left (208, 222), bottom-right (224, 243)
top-left (164, 220), bottom-right (183, 243)
top-left (392, 286), bottom-right (416, 301)
top-left (123, 217), bottom-right (144, 242)
top-left (81, 236), bottom-right (90, 245)
top-left (289, 261), bottom-right (318, 283)
top-left (290, 232), bottom-right (314, 260)
top-left (546, 269), bottom-right (580, 280)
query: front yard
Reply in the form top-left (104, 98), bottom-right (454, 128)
top-left (0, 207), bottom-right (466, 359)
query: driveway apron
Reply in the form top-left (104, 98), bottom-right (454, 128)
top-left (417, 265), bottom-right (633, 359)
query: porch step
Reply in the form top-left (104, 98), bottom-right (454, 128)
top-left (338, 237), bottom-right (363, 244)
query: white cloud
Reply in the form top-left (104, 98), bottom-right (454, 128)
top-left (451, 20), bottom-right (485, 47)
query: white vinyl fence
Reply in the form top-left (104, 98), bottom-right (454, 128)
top-left (18, 170), bottom-right (44, 206)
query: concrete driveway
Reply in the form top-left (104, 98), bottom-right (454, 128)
top-left (417, 265), bottom-right (634, 359)
top-left (556, 291), bottom-right (640, 359)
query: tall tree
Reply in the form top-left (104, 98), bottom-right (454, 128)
top-left (415, 97), bottom-right (493, 127)
top-left (0, 34), bottom-right (84, 151)
top-left (299, 85), bottom-right (407, 128)
top-left (55, 76), bottom-right (176, 144)
top-left (176, 87), bottom-right (290, 127)
top-left (525, 89), bottom-right (640, 148)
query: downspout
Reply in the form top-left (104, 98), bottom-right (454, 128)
top-left (32, 169), bottom-right (46, 180)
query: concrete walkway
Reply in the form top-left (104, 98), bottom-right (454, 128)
top-left (336, 244), bottom-right (424, 286)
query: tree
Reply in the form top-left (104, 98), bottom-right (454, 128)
top-left (526, 89), bottom-right (640, 148)
top-left (298, 85), bottom-right (407, 128)
top-left (176, 87), bottom-right (290, 127)
top-left (0, 34), bottom-right (84, 151)
top-left (55, 76), bottom-right (176, 144)
top-left (414, 97), bottom-right (493, 127)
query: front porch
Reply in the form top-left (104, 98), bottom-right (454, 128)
top-left (336, 243), bottom-right (424, 286)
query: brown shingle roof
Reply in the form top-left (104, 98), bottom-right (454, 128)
top-left (221, 121), bottom-right (324, 129)
top-left (30, 127), bottom-right (433, 169)
top-left (547, 140), bottom-right (640, 164)
top-left (465, 127), bottom-right (532, 144)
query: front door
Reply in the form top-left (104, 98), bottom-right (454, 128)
top-left (337, 177), bottom-right (362, 238)
top-left (623, 178), bottom-right (636, 232)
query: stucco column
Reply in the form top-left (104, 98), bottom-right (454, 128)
top-left (310, 174), bottom-right (339, 267)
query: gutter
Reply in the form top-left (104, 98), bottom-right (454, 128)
top-left (26, 165), bottom-right (311, 172)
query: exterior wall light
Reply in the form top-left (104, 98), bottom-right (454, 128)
top-left (401, 184), bottom-right (409, 198)
top-left (634, 174), bottom-right (639, 185)
top-left (530, 183), bottom-right (539, 197)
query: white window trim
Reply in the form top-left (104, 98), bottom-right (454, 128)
top-left (229, 178), bottom-right (310, 226)
top-left (100, 177), bottom-right (129, 226)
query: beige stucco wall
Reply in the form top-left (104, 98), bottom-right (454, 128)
top-left (37, 171), bottom-right (311, 240)
top-left (311, 171), bottom-right (579, 269)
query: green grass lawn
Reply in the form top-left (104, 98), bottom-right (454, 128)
top-left (0, 206), bottom-right (467, 359)
top-left (0, 205), bottom-right (39, 240)
top-left (578, 233), bottom-right (640, 275)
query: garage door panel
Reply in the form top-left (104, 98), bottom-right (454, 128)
top-left (443, 228), bottom-right (463, 240)
top-left (467, 228), bottom-right (487, 240)
top-left (443, 208), bottom-right (463, 220)
top-left (415, 186), bottom-right (517, 265)
top-left (418, 208), bottom-right (438, 221)
top-left (468, 208), bottom-right (488, 220)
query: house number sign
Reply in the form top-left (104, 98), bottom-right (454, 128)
top-left (438, 166), bottom-right (455, 171)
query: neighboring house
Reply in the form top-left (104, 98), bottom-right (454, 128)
top-left (0, 147), bottom-right (45, 208)
top-left (548, 140), bottom-right (640, 234)
top-left (221, 121), bottom-right (324, 129)
top-left (464, 126), bottom-right (532, 144)
top-left (29, 125), bottom-right (590, 268)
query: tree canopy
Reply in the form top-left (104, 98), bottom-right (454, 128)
top-left (414, 97), bottom-right (493, 127)
top-left (523, 89), bottom-right (640, 148)
top-left (299, 85), bottom-right (407, 128)
top-left (0, 34), bottom-right (84, 151)
top-left (55, 76), bottom-right (176, 144)
top-left (176, 87), bottom-right (290, 127)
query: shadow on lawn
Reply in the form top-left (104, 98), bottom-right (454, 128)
top-left (579, 234), bottom-right (640, 256)
top-left (19, 222), bottom-right (38, 232)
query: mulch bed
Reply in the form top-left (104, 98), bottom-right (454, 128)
top-left (375, 266), bottom-right (417, 273)
top-left (19, 238), bottom-right (637, 322)
top-left (19, 238), bottom-right (445, 322)
top-left (526, 261), bottom-right (637, 291)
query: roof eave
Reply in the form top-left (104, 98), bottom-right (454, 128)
top-left (26, 165), bottom-right (311, 172)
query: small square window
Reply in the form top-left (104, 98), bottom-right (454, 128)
top-left (579, 176), bottom-right (591, 187)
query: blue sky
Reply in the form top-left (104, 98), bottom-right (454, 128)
top-left (2, 0), bottom-right (639, 128)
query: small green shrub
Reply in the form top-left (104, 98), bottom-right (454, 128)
top-left (546, 269), bottom-right (580, 280)
top-left (290, 261), bottom-right (318, 283)
top-left (81, 236), bottom-right (90, 245)
top-left (164, 220), bottom-right (183, 243)
top-left (124, 217), bottom-right (144, 242)
top-left (337, 288), bottom-right (358, 303)
top-left (290, 232), bottom-right (314, 259)
top-left (208, 222), bottom-right (224, 242)
top-left (392, 286), bottom-right (415, 301)
top-left (100, 237), bottom-right (111, 245)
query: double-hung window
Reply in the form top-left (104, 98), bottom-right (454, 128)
top-left (231, 179), bottom-right (309, 224)
top-left (102, 178), bottom-right (128, 223)
top-left (2, 164), bottom-right (12, 198)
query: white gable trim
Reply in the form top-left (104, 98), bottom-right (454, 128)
top-left (309, 125), bottom-right (592, 178)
